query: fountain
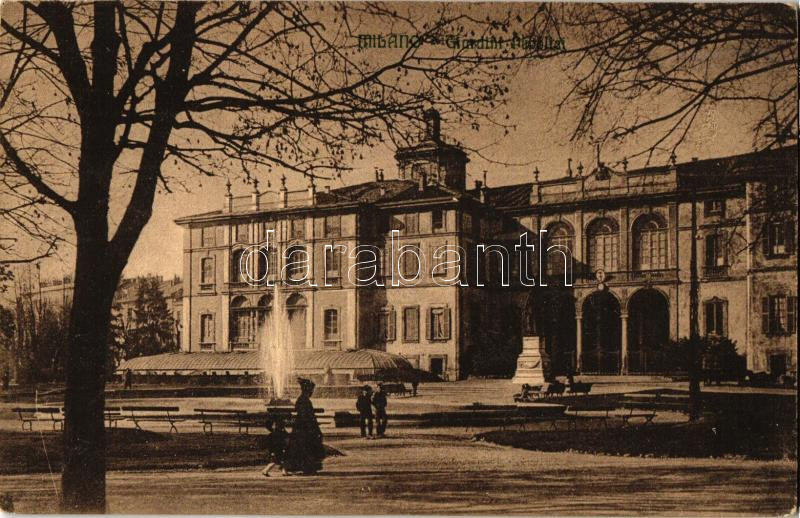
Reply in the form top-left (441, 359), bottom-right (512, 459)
top-left (260, 285), bottom-right (294, 408)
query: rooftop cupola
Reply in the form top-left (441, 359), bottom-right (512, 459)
top-left (394, 107), bottom-right (468, 191)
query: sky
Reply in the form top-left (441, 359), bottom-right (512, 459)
top-left (13, 3), bottom-right (770, 284)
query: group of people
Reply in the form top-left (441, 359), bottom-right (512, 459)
top-left (262, 377), bottom-right (325, 477)
top-left (260, 379), bottom-right (397, 477)
top-left (356, 383), bottom-right (388, 439)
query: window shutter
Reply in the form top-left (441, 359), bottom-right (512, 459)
top-left (722, 300), bottom-right (728, 337)
top-left (761, 223), bottom-right (770, 256)
top-left (389, 309), bottom-right (396, 341)
top-left (788, 297), bottom-right (797, 335)
top-left (444, 307), bottom-right (452, 339)
top-left (722, 232), bottom-right (728, 265)
top-left (761, 297), bottom-right (770, 334)
top-left (425, 308), bottom-right (432, 340)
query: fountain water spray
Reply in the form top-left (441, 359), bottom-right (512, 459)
top-left (259, 284), bottom-right (294, 404)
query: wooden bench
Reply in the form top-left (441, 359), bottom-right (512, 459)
top-left (121, 406), bottom-right (183, 433)
top-left (381, 383), bottom-right (410, 397)
top-left (265, 408), bottom-right (335, 430)
top-left (567, 402), bottom-right (615, 429)
top-left (620, 404), bottom-right (657, 426)
top-left (104, 406), bottom-right (126, 429)
top-left (194, 408), bottom-right (250, 435)
top-left (11, 407), bottom-right (63, 431)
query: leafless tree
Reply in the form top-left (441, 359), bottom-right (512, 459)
top-left (554, 3), bottom-right (797, 417)
top-left (0, 1), bottom-right (560, 511)
top-left (557, 3), bottom-right (797, 163)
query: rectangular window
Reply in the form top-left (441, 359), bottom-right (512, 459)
top-left (324, 215), bottom-right (341, 238)
top-left (704, 200), bottom-right (725, 217)
top-left (325, 245), bottom-right (341, 278)
top-left (762, 295), bottom-right (797, 335)
top-left (324, 309), bottom-right (339, 341)
top-left (704, 234), bottom-right (726, 267)
top-left (432, 210), bottom-right (445, 232)
top-left (401, 243), bottom-right (421, 278)
top-left (200, 314), bottom-right (214, 344)
top-left (235, 223), bottom-right (248, 244)
top-left (403, 306), bottom-right (419, 342)
top-left (201, 226), bottom-right (216, 247)
top-left (704, 300), bottom-right (726, 336)
top-left (404, 213), bottom-right (419, 234)
top-left (290, 217), bottom-right (305, 240)
top-left (378, 308), bottom-right (396, 342)
top-left (260, 221), bottom-right (275, 241)
top-left (764, 221), bottom-right (793, 257)
top-left (429, 307), bottom-right (451, 340)
top-left (200, 257), bottom-right (215, 287)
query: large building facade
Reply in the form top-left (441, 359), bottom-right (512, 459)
top-left (176, 111), bottom-right (797, 380)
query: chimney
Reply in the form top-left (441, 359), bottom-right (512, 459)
top-left (374, 168), bottom-right (381, 182)
top-left (251, 178), bottom-right (260, 211)
top-left (417, 172), bottom-right (426, 191)
top-left (324, 185), bottom-right (331, 194)
top-left (566, 158), bottom-right (573, 178)
top-left (279, 175), bottom-right (288, 208)
top-left (423, 108), bottom-right (441, 141)
top-left (224, 178), bottom-right (233, 212)
top-left (308, 177), bottom-right (316, 205)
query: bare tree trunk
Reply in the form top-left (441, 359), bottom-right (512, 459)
top-left (688, 195), bottom-right (702, 420)
top-left (61, 221), bottom-right (121, 512)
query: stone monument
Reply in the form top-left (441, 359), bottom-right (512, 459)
top-left (513, 336), bottom-right (551, 385)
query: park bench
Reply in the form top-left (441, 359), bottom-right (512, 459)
top-left (542, 382), bottom-right (566, 398)
top-left (121, 405), bottom-right (183, 433)
top-left (11, 407), bottom-right (63, 431)
top-left (566, 401), bottom-right (616, 429)
top-left (194, 408), bottom-right (250, 435)
top-left (381, 383), bottom-right (410, 397)
top-left (264, 407), bottom-right (334, 429)
top-left (620, 403), bottom-right (657, 426)
top-left (104, 406), bottom-right (126, 429)
top-left (567, 381), bottom-right (593, 395)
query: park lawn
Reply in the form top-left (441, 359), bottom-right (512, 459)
top-left (476, 420), bottom-right (797, 460)
top-left (0, 429), bottom-right (342, 475)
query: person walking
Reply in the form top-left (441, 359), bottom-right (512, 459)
top-left (283, 378), bottom-right (325, 475)
top-left (356, 385), bottom-right (374, 439)
top-left (372, 383), bottom-right (388, 437)
top-left (123, 368), bottom-right (133, 390)
top-left (261, 414), bottom-right (289, 477)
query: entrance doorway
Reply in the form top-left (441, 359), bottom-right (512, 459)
top-left (627, 289), bottom-right (670, 373)
top-left (429, 357), bottom-right (446, 377)
top-left (581, 290), bottom-right (621, 373)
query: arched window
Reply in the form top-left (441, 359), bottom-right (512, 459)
top-left (586, 218), bottom-right (619, 272)
top-left (256, 294), bottom-right (272, 328)
top-left (633, 215), bottom-right (668, 270)
top-left (545, 222), bottom-right (574, 278)
top-left (230, 296), bottom-right (256, 348)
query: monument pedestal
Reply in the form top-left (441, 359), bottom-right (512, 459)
top-left (513, 336), bottom-right (550, 385)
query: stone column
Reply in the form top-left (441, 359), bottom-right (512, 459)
top-left (575, 313), bottom-right (583, 372)
top-left (620, 312), bottom-right (629, 374)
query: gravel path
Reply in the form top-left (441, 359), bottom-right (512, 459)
top-left (2, 430), bottom-right (795, 515)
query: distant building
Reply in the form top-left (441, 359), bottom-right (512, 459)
top-left (16, 272), bottom-right (183, 345)
top-left (170, 110), bottom-right (796, 380)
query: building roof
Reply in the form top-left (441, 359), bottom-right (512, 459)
top-left (175, 146), bottom-right (797, 222)
top-left (117, 348), bottom-right (412, 374)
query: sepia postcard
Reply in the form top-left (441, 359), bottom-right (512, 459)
top-left (0, 0), bottom-right (797, 514)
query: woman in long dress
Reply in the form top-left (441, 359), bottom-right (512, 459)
top-left (283, 378), bottom-right (325, 475)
